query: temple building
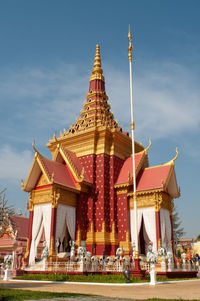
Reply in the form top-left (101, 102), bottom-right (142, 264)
top-left (0, 215), bottom-right (29, 266)
top-left (21, 45), bottom-right (180, 265)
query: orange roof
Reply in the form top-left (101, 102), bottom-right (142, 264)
top-left (40, 156), bottom-right (77, 190)
top-left (115, 152), bottom-right (145, 185)
top-left (10, 216), bottom-right (29, 239)
top-left (137, 164), bottom-right (171, 192)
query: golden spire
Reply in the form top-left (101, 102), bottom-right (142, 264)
top-left (92, 44), bottom-right (103, 75)
top-left (128, 25), bottom-right (133, 63)
top-left (90, 44), bottom-right (105, 82)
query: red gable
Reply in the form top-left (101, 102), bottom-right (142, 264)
top-left (40, 156), bottom-right (77, 190)
top-left (115, 152), bottom-right (145, 186)
top-left (63, 148), bottom-right (91, 183)
top-left (137, 164), bottom-right (171, 192)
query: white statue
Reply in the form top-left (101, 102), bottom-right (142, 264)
top-left (158, 246), bottom-right (167, 272)
top-left (4, 255), bottom-right (13, 269)
top-left (41, 241), bottom-right (49, 260)
top-left (167, 251), bottom-right (174, 271)
top-left (69, 240), bottom-right (76, 261)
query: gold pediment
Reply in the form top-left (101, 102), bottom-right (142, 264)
top-left (36, 173), bottom-right (48, 187)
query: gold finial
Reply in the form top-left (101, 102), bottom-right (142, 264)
top-left (90, 44), bottom-right (104, 82)
top-left (53, 131), bottom-right (58, 142)
top-left (32, 138), bottom-right (37, 153)
top-left (92, 44), bottom-right (103, 75)
top-left (128, 25), bottom-right (133, 62)
top-left (79, 167), bottom-right (85, 182)
top-left (167, 147), bottom-right (179, 165)
top-left (144, 138), bottom-right (151, 154)
top-left (51, 172), bottom-right (55, 183)
top-left (172, 147), bottom-right (179, 163)
top-left (21, 179), bottom-right (24, 190)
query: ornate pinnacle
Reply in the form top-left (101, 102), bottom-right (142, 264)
top-left (92, 44), bottom-right (103, 75)
top-left (90, 44), bottom-right (104, 82)
top-left (128, 25), bottom-right (133, 63)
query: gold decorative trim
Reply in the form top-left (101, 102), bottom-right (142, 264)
top-left (49, 236), bottom-right (56, 257)
top-left (128, 25), bottom-right (133, 63)
top-left (23, 238), bottom-right (29, 260)
top-left (85, 221), bottom-right (119, 245)
top-left (129, 191), bottom-right (173, 212)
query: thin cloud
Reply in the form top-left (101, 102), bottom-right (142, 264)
top-left (106, 62), bottom-right (200, 140)
top-left (0, 145), bottom-right (32, 180)
top-left (0, 60), bottom-right (199, 152)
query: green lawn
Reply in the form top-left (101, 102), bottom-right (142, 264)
top-left (0, 288), bottom-right (88, 300)
top-left (17, 273), bottom-right (198, 283)
top-left (17, 273), bottom-right (146, 283)
top-left (0, 289), bottom-right (200, 301)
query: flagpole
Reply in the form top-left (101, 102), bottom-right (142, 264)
top-left (128, 26), bottom-right (140, 270)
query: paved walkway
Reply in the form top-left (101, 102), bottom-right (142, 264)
top-left (1, 279), bottom-right (200, 300)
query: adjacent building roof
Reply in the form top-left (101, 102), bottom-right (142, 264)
top-left (10, 216), bottom-right (29, 239)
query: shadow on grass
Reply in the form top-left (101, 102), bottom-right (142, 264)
top-left (0, 288), bottom-right (90, 300)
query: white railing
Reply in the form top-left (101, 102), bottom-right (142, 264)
top-left (25, 256), bottom-right (199, 273)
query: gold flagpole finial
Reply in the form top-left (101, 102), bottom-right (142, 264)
top-left (128, 25), bottom-right (133, 62)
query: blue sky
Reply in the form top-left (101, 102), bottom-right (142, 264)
top-left (0, 1), bottom-right (199, 238)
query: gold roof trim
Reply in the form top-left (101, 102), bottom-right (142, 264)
top-left (128, 25), bottom-right (133, 63)
top-left (22, 141), bottom-right (52, 191)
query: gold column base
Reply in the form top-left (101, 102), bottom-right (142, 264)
top-left (134, 250), bottom-right (139, 259)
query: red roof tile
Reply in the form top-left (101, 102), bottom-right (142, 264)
top-left (137, 164), bottom-right (171, 192)
top-left (40, 157), bottom-right (77, 189)
top-left (63, 149), bottom-right (91, 183)
top-left (10, 216), bottom-right (29, 239)
top-left (115, 153), bottom-right (144, 185)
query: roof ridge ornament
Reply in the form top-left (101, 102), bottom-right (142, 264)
top-left (50, 172), bottom-right (55, 184)
top-left (144, 138), bottom-right (151, 154)
top-left (53, 131), bottom-right (58, 142)
top-left (169, 147), bottom-right (179, 165)
top-left (32, 138), bottom-right (43, 159)
top-left (32, 138), bottom-right (42, 158)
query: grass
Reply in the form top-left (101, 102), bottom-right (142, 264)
top-left (0, 289), bottom-right (200, 301)
top-left (0, 288), bottom-right (88, 300)
top-left (17, 273), bottom-right (147, 283)
top-left (17, 273), bottom-right (198, 283)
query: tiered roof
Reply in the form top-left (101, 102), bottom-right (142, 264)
top-left (22, 45), bottom-right (179, 199)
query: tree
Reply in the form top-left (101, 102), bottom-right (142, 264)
top-left (172, 206), bottom-right (185, 242)
top-left (0, 188), bottom-right (15, 233)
